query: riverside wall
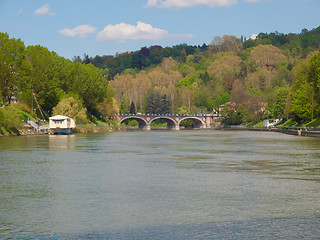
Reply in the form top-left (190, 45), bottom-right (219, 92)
top-left (218, 126), bottom-right (320, 137)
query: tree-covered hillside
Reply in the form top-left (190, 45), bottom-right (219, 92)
top-left (102, 27), bottom-right (320, 126)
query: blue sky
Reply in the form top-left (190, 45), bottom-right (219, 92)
top-left (0, 0), bottom-right (319, 59)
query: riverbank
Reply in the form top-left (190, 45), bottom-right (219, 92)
top-left (0, 123), bottom-right (117, 137)
top-left (218, 125), bottom-right (320, 137)
top-left (2, 124), bottom-right (320, 137)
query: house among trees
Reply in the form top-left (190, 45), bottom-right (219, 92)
top-left (218, 102), bottom-right (236, 117)
top-left (10, 96), bottom-right (19, 104)
top-left (49, 115), bottom-right (76, 135)
top-left (263, 119), bottom-right (280, 128)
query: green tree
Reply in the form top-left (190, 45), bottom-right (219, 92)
top-left (97, 97), bottom-right (119, 120)
top-left (221, 104), bottom-right (244, 125)
top-left (308, 48), bottom-right (320, 105)
top-left (69, 62), bottom-right (108, 114)
top-left (181, 48), bottom-right (187, 63)
top-left (291, 80), bottom-right (316, 122)
top-left (200, 71), bottom-right (211, 85)
top-left (268, 89), bottom-right (289, 119)
top-left (129, 101), bottom-right (136, 114)
top-left (145, 92), bottom-right (171, 114)
top-left (0, 33), bottom-right (28, 105)
top-left (120, 94), bottom-right (128, 114)
top-left (52, 96), bottom-right (88, 124)
top-left (290, 55), bottom-right (317, 123)
top-left (212, 91), bottom-right (231, 110)
top-left (24, 45), bottom-right (60, 114)
top-left (0, 104), bottom-right (24, 134)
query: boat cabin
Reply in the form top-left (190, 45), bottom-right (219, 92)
top-left (49, 115), bottom-right (76, 135)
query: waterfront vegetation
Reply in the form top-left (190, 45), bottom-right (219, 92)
top-left (1, 27), bottom-right (320, 135)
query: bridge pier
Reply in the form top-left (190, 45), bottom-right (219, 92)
top-left (167, 123), bottom-right (180, 131)
top-left (139, 123), bottom-right (151, 131)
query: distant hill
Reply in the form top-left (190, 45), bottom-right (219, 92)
top-left (77, 26), bottom-right (320, 80)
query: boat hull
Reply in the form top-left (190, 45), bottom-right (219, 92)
top-left (53, 128), bottom-right (73, 135)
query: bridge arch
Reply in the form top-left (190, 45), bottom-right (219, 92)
top-left (119, 116), bottom-right (149, 130)
top-left (149, 117), bottom-right (179, 130)
top-left (178, 117), bottom-right (205, 129)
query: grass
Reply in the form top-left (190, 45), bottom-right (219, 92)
top-left (21, 110), bottom-right (37, 121)
top-left (276, 119), bottom-right (299, 127)
top-left (304, 118), bottom-right (320, 127)
top-left (245, 121), bottom-right (264, 127)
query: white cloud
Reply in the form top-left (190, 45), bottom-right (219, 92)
top-left (96, 21), bottom-right (168, 42)
top-left (245, 0), bottom-right (259, 2)
top-left (34, 4), bottom-right (56, 16)
top-left (59, 25), bottom-right (98, 38)
top-left (145, 0), bottom-right (238, 8)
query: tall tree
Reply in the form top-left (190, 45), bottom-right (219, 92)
top-left (120, 94), bottom-right (128, 114)
top-left (145, 92), bottom-right (171, 114)
top-left (24, 45), bottom-right (60, 113)
top-left (129, 100), bottom-right (136, 114)
top-left (0, 33), bottom-right (28, 105)
top-left (291, 55), bottom-right (317, 122)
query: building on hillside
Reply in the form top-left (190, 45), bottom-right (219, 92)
top-left (10, 96), bottom-right (19, 104)
top-left (263, 119), bottom-right (280, 128)
top-left (116, 51), bottom-right (132, 57)
top-left (218, 102), bottom-right (236, 117)
top-left (49, 115), bottom-right (76, 135)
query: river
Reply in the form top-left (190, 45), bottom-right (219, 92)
top-left (0, 130), bottom-right (319, 239)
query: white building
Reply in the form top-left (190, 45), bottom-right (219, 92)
top-left (263, 119), bottom-right (280, 128)
top-left (49, 115), bottom-right (76, 135)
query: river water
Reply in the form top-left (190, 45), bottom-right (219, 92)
top-left (0, 130), bottom-right (319, 239)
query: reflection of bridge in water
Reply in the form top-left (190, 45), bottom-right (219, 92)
top-left (119, 113), bottom-right (219, 130)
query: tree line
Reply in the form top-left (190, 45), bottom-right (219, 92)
top-left (108, 27), bottom-right (320, 126)
top-left (0, 32), bottom-right (118, 134)
top-left (74, 44), bottom-right (208, 79)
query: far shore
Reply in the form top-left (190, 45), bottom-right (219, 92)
top-left (2, 124), bottom-right (320, 138)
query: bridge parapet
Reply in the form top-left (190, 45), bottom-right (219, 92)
top-left (119, 113), bottom-right (218, 117)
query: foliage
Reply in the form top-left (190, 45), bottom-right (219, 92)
top-left (290, 49), bottom-right (320, 123)
top-left (145, 92), bottom-right (171, 114)
top-left (0, 104), bottom-right (24, 135)
top-left (0, 32), bottom-right (29, 105)
top-left (129, 101), bottom-right (136, 114)
top-left (76, 44), bottom-right (208, 79)
top-left (267, 89), bottom-right (290, 119)
top-left (220, 104), bottom-right (244, 125)
top-left (305, 118), bottom-right (320, 127)
top-left (277, 119), bottom-right (299, 127)
top-left (212, 91), bottom-right (231, 110)
top-left (97, 97), bottom-right (119, 120)
top-left (52, 96), bottom-right (88, 124)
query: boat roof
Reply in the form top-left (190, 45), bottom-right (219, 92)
top-left (49, 115), bottom-right (71, 120)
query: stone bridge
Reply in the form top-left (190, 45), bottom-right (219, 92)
top-left (118, 113), bottom-right (219, 130)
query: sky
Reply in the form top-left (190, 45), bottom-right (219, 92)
top-left (0, 0), bottom-right (319, 60)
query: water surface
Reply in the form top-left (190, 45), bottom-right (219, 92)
top-left (0, 130), bottom-right (319, 239)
